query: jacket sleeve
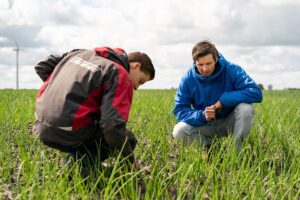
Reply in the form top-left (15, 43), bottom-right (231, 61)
top-left (99, 66), bottom-right (135, 163)
top-left (219, 64), bottom-right (263, 107)
top-left (34, 54), bottom-right (66, 82)
top-left (173, 75), bottom-right (207, 126)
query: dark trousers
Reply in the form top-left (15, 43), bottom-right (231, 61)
top-left (37, 121), bottom-right (138, 164)
top-left (69, 130), bottom-right (137, 164)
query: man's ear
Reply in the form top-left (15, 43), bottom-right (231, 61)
top-left (131, 62), bottom-right (141, 69)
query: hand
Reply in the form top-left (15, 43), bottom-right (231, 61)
top-left (214, 100), bottom-right (223, 111)
top-left (205, 105), bottom-right (216, 121)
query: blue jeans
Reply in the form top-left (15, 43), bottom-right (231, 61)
top-left (172, 103), bottom-right (255, 151)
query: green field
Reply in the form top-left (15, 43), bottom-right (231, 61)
top-left (0, 89), bottom-right (299, 199)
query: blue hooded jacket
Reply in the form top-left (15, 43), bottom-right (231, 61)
top-left (173, 54), bottom-right (263, 126)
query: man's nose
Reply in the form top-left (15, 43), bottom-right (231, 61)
top-left (203, 65), bottom-right (209, 71)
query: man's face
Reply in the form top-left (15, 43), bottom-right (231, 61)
top-left (129, 62), bottom-right (151, 90)
top-left (195, 54), bottom-right (216, 77)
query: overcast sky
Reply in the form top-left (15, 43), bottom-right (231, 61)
top-left (0, 0), bottom-right (300, 90)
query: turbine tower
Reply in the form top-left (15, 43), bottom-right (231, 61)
top-left (13, 41), bottom-right (19, 90)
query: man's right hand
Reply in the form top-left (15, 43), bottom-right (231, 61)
top-left (205, 105), bottom-right (216, 121)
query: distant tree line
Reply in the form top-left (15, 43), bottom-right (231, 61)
top-left (258, 84), bottom-right (299, 90)
top-left (258, 84), bottom-right (273, 90)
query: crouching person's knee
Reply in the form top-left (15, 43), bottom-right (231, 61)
top-left (235, 103), bottom-right (254, 119)
top-left (172, 122), bottom-right (190, 141)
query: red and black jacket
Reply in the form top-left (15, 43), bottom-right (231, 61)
top-left (33, 47), bottom-right (135, 162)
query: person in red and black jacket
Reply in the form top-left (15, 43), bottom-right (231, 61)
top-left (33, 47), bottom-right (155, 170)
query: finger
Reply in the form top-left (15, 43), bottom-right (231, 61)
top-left (205, 110), bottom-right (215, 115)
top-left (208, 105), bottom-right (216, 109)
top-left (206, 114), bottom-right (215, 119)
top-left (206, 109), bottom-right (215, 113)
top-left (207, 112), bottom-right (216, 118)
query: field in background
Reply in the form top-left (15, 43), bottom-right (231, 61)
top-left (0, 89), bottom-right (299, 199)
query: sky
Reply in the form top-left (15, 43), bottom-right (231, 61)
top-left (0, 0), bottom-right (300, 90)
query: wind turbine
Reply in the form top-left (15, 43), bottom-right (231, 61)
top-left (13, 40), bottom-right (20, 90)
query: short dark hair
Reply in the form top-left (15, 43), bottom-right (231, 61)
top-left (128, 52), bottom-right (155, 80)
top-left (192, 40), bottom-right (219, 62)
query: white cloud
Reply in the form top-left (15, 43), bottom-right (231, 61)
top-left (0, 0), bottom-right (10, 9)
top-left (0, 36), bottom-right (8, 42)
top-left (0, 0), bottom-right (299, 90)
top-left (258, 0), bottom-right (300, 6)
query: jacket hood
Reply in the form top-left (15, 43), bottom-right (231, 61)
top-left (94, 47), bottom-right (130, 72)
top-left (192, 54), bottom-right (227, 82)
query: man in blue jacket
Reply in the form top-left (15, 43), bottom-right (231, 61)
top-left (172, 40), bottom-right (263, 152)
